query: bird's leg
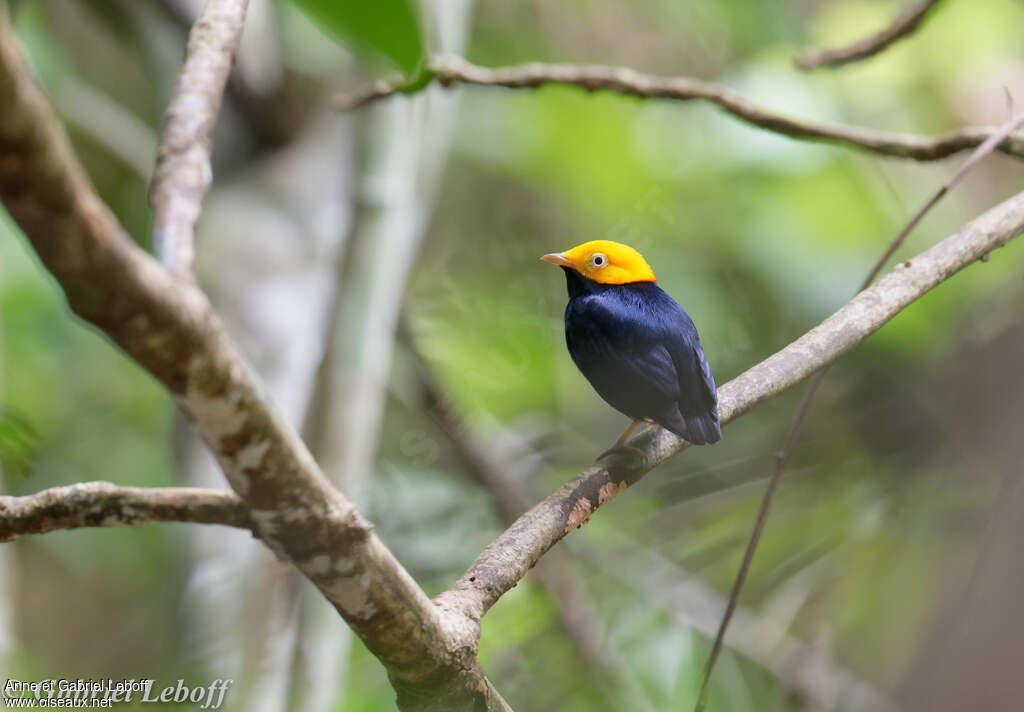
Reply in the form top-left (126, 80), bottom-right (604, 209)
top-left (595, 419), bottom-right (648, 468)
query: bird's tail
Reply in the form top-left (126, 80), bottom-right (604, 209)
top-left (681, 412), bottom-right (721, 445)
top-left (661, 407), bottom-right (721, 445)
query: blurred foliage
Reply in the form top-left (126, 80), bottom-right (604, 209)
top-left (3, 0), bottom-right (1024, 711)
top-left (0, 404), bottom-right (40, 478)
top-left (286, 0), bottom-right (424, 76)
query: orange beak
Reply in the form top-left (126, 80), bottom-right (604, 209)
top-left (541, 252), bottom-right (574, 268)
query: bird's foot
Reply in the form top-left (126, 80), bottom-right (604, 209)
top-left (595, 444), bottom-right (648, 470)
top-left (594, 419), bottom-right (649, 469)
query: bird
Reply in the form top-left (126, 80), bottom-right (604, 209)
top-left (542, 239), bottom-right (721, 462)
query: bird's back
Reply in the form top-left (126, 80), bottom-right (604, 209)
top-left (563, 274), bottom-right (720, 444)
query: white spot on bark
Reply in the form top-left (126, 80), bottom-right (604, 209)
top-left (250, 509), bottom-right (279, 538)
top-left (307, 554), bottom-right (331, 576)
top-left (283, 506), bottom-right (313, 522)
top-left (236, 439), bottom-right (270, 471)
top-left (181, 384), bottom-right (247, 442)
top-left (325, 573), bottom-right (376, 619)
top-left (334, 556), bottom-right (356, 576)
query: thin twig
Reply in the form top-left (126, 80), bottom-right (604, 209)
top-left (693, 109), bottom-right (1024, 712)
top-left (0, 482), bottom-right (251, 541)
top-left (692, 369), bottom-right (828, 712)
top-left (149, 0), bottom-right (250, 279)
top-left (580, 541), bottom-right (899, 712)
top-left (796, 0), bottom-right (944, 71)
top-left (336, 54), bottom-right (1024, 162)
top-left (862, 112), bottom-right (1024, 287)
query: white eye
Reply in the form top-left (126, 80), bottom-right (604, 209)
top-left (590, 253), bottom-right (607, 268)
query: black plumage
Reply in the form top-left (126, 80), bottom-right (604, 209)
top-left (560, 267), bottom-right (721, 445)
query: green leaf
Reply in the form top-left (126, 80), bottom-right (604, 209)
top-left (287, 0), bottom-right (425, 76)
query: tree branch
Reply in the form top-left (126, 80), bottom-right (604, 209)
top-left (0, 9), bottom-right (506, 710)
top-left (149, 0), bottom-right (249, 279)
top-left (0, 482), bottom-right (251, 542)
top-left (434, 186), bottom-right (1024, 624)
top-left (796, 0), bottom-right (943, 71)
top-left (336, 54), bottom-right (1024, 162)
top-left (402, 332), bottom-right (621, 674)
top-left (694, 109), bottom-right (1024, 712)
top-left (144, 0), bottom-right (313, 146)
top-left (408, 335), bottom-right (888, 705)
top-left (5, 2), bottom-right (1024, 707)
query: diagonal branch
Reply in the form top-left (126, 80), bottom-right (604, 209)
top-left (149, 0), bottom-right (250, 279)
top-left (0, 482), bottom-right (251, 542)
top-left (694, 109), bottom-right (1024, 712)
top-left (435, 186), bottom-right (1024, 624)
top-left (407, 334), bottom-right (892, 708)
top-left (796, 0), bottom-right (944, 71)
top-left (0, 9), bottom-right (506, 711)
top-left (336, 55), bottom-right (1024, 162)
top-left (402, 332), bottom-right (621, 673)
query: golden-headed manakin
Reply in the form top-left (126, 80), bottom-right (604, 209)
top-left (543, 240), bottom-right (721, 452)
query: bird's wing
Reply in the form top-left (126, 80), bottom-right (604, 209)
top-left (655, 304), bottom-right (718, 418)
top-left (663, 336), bottom-right (721, 443)
top-left (571, 324), bottom-right (681, 399)
top-left (567, 290), bottom-right (721, 443)
top-left (566, 298), bottom-right (681, 410)
top-left (686, 341), bottom-right (718, 417)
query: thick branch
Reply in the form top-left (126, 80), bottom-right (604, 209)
top-left (337, 55), bottom-right (1024, 161)
top-left (436, 187), bottom-right (1024, 623)
top-left (0, 482), bottom-right (250, 542)
top-left (796, 0), bottom-right (943, 71)
top-left (0, 10), bottom-right (504, 710)
top-left (150, 0), bottom-right (249, 279)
